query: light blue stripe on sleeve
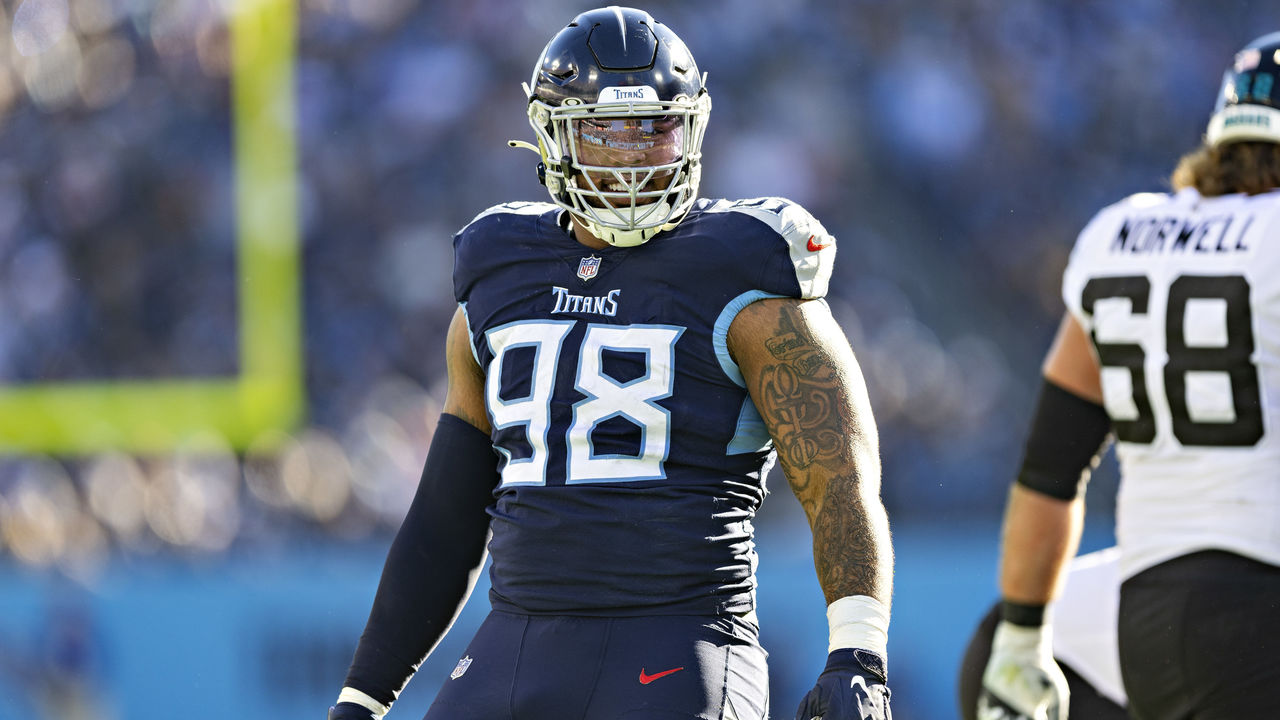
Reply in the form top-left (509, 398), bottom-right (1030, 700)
top-left (712, 290), bottom-right (786, 388)
top-left (727, 398), bottom-right (773, 455)
top-left (459, 301), bottom-right (481, 367)
top-left (713, 290), bottom-right (785, 455)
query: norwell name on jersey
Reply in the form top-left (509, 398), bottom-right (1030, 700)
top-left (1110, 212), bottom-right (1253, 254)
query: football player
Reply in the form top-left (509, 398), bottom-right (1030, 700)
top-left (978, 31), bottom-right (1280, 720)
top-left (328, 7), bottom-right (894, 720)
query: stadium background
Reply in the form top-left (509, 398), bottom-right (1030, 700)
top-left (0, 0), bottom-right (1266, 717)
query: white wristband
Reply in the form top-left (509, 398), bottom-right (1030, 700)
top-left (337, 687), bottom-right (391, 719)
top-left (827, 595), bottom-right (890, 657)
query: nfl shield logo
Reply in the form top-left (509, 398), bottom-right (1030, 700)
top-left (450, 655), bottom-right (472, 680)
top-left (577, 255), bottom-right (601, 281)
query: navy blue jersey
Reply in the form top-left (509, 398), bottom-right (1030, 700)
top-left (453, 198), bottom-right (836, 615)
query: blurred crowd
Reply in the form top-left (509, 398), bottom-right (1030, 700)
top-left (0, 0), bottom-right (1266, 576)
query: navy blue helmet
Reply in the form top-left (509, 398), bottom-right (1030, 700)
top-left (511, 6), bottom-right (711, 247)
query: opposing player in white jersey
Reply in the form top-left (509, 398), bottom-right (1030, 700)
top-left (978, 32), bottom-right (1280, 720)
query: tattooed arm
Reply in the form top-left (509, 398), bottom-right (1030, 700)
top-left (730, 296), bottom-right (894, 716)
top-left (728, 297), bottom-right (892, 605)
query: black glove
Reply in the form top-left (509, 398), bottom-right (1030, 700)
top-left (794, 648), bottom-right (892, 720)
top-left (328, 703), bottom-right (375, 720)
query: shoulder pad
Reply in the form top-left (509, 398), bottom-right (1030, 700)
top-left (1118, 191), bottom-right (1173, 210)
top-left (461, 201), bottom-right (556, 231)
top-left (704, 197), bottom-right (835, 299)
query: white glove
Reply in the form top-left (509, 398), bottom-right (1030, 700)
top-left (977, 620), bottom-right (1069, 720)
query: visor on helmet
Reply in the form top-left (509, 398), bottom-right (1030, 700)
top-left (573, 115), bottom-right (685, 168)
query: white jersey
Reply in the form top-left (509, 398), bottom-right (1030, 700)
top-left (1051, 547), bottom-right (1126, 707)
top-left (1062, 187), bottom-right (1280, 580)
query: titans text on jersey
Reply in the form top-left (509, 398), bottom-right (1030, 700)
top-left (452, 196), bottom-right (835, 616)
top-left (549, 286), bottom-right (621, 315)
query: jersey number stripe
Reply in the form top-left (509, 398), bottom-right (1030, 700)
top-left (1081, 274), bottom-right (1263, 447)
top-left (485, 320), bottom-right (684, 486)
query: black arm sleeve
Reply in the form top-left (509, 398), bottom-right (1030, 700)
top-left (342, 413), bottom-right (500, 706)
top-left (1015, 379), bottom-right (1112, 501)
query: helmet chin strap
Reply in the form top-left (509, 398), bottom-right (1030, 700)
top-left (582, 200), bottom-right (674, 247)
top-left (592, 223), bottom-right (657, 248)
top-left (583, 194), bottom-right (691, 244)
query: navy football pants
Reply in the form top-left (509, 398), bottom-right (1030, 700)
top-left (422, 610), bottom-right (769, 720)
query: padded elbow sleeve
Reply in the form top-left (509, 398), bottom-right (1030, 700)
top-left (1015, 380), bottom-right (1112, 501)
top-left (343, 413), bottom-right (500, 706)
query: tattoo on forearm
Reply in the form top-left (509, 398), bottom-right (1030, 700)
top-left (812, 472), bottom-right (886, 601)
top-left (748, 301), bottom-right (891, 603)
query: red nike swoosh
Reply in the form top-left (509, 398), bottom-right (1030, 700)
top-left (638, 666), bottom-right (684, 684)
top-left (806, 235), bottom-right (831, 251)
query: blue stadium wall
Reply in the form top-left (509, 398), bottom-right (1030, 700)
top-left (0, 518), bottom-right (1116, 720)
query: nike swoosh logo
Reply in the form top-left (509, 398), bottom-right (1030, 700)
top-left (638, 666), bottom-right (684, 684)
top-left (806, 235), bottom-right (831, 251)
